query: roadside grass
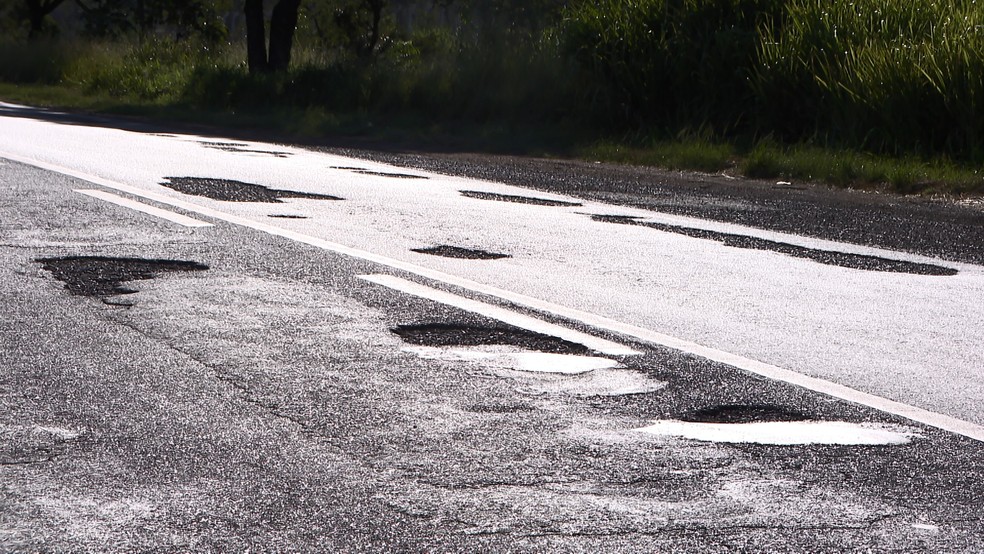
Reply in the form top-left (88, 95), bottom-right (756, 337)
top-left (578, 139), bottom-right (736, 174)
top-left (740, 143), bottom-right (984, 194)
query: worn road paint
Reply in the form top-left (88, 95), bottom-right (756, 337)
top-left (9, 152), bottom-right (984, 443)
top-left (365, 275), bottom-right (639, 356)
top-left (74, 189), bottom-right (213, 228)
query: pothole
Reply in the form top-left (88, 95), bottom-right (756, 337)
top-left (331, 166), bottom-right (428, 179)
top-left (36, 256), bottom-right (208, 297)
top-left (460, 190), bottom-right (582, 207)
top-left (635, 420), bottom-right (918, 445)
top-left (161, 177), bottom-right (342, 203)
top-left (411, 245), bottom-right (511, 260)
top-left (584, 214), bottom-right (643, 224)
top-left (392, 323), bottom-right (588, 354)
top-left (465, 403), bottom-right (535, 413)
top-left (678, 404), bottom-right (810, 424)
top-left (199, 142), bottom-right (291, 157)
top-left (591, 215), bottom-right (957, 275)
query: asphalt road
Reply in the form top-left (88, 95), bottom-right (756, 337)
top-left (2, 103), bottom-right (984, 552)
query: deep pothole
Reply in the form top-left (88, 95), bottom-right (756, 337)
top-left (411, 245), bottom-right (510, 260)
top-left (677, 404), bottom-right (811, 424)
top-left (161, 177), bottom-right (342, 203)
top-left (36, 256), bottom-right (208, 297)
top-left (392, 323), bottom-right (588, 355)
top-left (460, 190), bottom-right (582, 207)
top-left (592, 214), bottom-right (957, 275)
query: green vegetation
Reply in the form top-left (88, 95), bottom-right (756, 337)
top-left (1, 0), bottom-right (983, 195)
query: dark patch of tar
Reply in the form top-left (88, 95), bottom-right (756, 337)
top-left (161, 177), bottom-right (342, 203)
top-left (460, 190), bottom-right (582, 207)
top-left (268, 214), bottom-right (308, 219)
top-left (678, 404), bottom-right (811, 424)
top-left (199, 142), bottom-right (291, 157)
top-left (36, 256), bottom-right (208, 297)
top-left (591, 214), bottom-right (957, 275)
top-left (411, 245), bottom-right (510, 260)
top-left (392, 323), bottom-right (588, 355)
top-left (331, 166), bottom-right (428, 179)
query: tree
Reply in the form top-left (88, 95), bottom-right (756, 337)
top-left (74, 0), bottom-right (226, 41)
top-left (23, 0), bottom-right (68, 38)
top-left (245, 0), bottom-right (303, 73)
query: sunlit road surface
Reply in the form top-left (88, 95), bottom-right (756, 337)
top-left (2, 102), bottom-right (984, 551)
top-left (2, 102), bottom-right (982, 430)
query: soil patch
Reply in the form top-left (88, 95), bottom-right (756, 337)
top-left (592, 215), bottom-right (957, 275)
top-left (36, 256), bottom-right (208, 297)
top-left (161, 177), bottom-right (342, 203)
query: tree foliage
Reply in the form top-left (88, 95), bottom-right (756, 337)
top-left (74, 0), bottom-right (227, 40)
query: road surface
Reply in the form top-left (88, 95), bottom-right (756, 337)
top-left (2, 102), bottom-right (983, 552)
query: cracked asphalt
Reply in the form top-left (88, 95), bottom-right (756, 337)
top-left (2, 112), bottom-right (984, 552)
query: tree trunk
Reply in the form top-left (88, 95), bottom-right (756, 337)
top-left (25, 0), bottom-right (66, 39)
top-left (268, 0), bottom-right (302, 72)
top-left (244, 0), bottom-right (270, 73)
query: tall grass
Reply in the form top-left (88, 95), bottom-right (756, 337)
top-left (756, 0), bottom-right (984, 160)
top-left (559, 0), bottom-right (984, 163)
top-left (558, 0), bottom-right (786, 132)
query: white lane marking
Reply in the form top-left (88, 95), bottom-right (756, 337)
top-left (6, 152), bottom-right (984, 442)
top-left (74, 189), bottom-right (213, 228)
top-left (364, 274), bottom-right (639, 356)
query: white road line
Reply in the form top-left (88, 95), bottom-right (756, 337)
top-left (74, 189), bottom-right (213, 228)
top-left (360, 274), bottom-right (640, 356)
top-left (7, 151), bottom-right (984, 442)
